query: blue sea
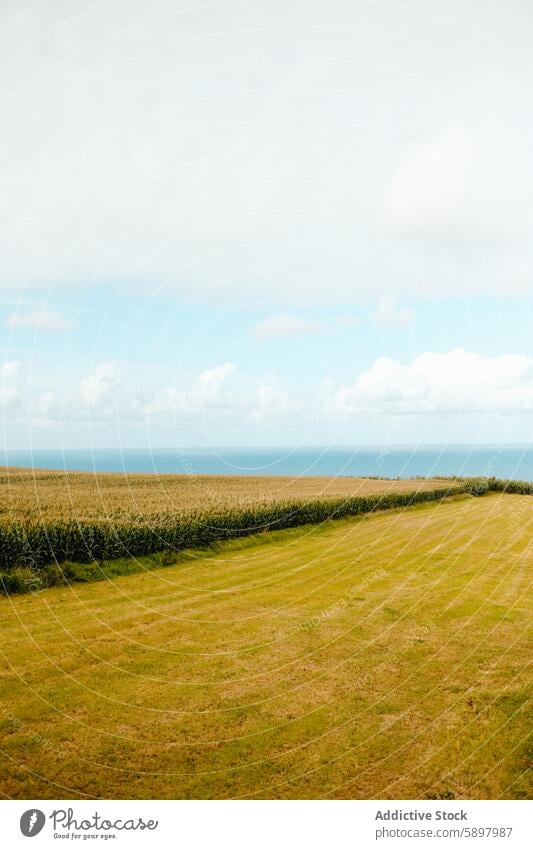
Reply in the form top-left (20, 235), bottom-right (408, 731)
top-left (2, 446), bottom-right (533, 481)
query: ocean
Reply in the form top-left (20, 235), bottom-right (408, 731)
top-left (2, 446), bottom-right (533, 480)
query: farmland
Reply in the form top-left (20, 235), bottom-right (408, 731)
top-left (0, 468), bottom-right (454, 523)
top-left (0, 491), bottom-right (530, 799)
top-left (0, 469), bottom-right (462, 590)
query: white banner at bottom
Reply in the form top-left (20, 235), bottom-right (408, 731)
top-left (2, 799), bottom-right (530, 848)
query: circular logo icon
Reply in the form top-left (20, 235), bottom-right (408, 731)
top-left (20, 810), bottom-right (46, 837)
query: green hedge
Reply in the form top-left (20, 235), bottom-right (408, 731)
top-left (0, 483), bottom-right (468, 575)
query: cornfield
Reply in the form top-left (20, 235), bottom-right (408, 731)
top-left (0, 469), bottom-right (520, 594)
top-left (0, 468), bottom-right (455, 523)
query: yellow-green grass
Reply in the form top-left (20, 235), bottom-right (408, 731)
top-left (0, 492), bottom-right (530, 800)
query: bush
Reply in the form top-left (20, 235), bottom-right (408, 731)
top-left (465, 479), bottom-right (489, 496)
top-left (0, 567), bottom-right (43, 594)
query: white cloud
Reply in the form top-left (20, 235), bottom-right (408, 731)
top-left (253, 314), bottom-right (325, 337)
top-left (141, 362), bottom-right (236, 416)
top-left (334, 348), bottom-right (533, 415)
top-left (7, 309), bottom-right (75, 331)
top-left (192, 362), bottom-right (236, 406)
top-left (7, 347), bottom-right (533, 440)
top-left (250, 380), bottom-right (292, 422)
top-left (79, 363), bottom-right (119, 407)
top-left (0, 360), bottom-right (19, 408)
top-left (374, 295), bottom-right (415, 328)
top-left (27, 369), bottom-right (119, 422)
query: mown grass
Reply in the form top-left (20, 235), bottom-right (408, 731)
top-left (0, 492), bottom-right (530, 800)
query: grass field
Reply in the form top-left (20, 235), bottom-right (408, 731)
top-left (0, 491), bottom-right (530, 799)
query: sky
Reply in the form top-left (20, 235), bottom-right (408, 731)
top-left (2, 0), bottom-right (533, 449)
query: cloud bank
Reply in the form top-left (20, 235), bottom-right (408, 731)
top-left (2, 2), bottom-right (533, 300)
top-left (140, 362), bottom-right (236, 417)
top-left (7, 349), bottom-right (533, 430)
top-left (334, 349), bottom-right (533, 415)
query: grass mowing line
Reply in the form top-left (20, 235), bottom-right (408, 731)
top-left (317, 595), bottom-right (533, 801)
top-left (0, 494), bottom-right (508, 700)
top-left (0, 494), bottom-right (516, 692)
top-left (0, 495), bottom-right (476, 660)
top-left (1, 500), bottom-right (524, 707)
top-left (219, 498), bottom-right (532, 797)
top-left (50, 495), bottom-right (478, 621)
top-left (433, 655), bottom-right (532, 795)
top-left (30, 492), bottom-right (477, 614)
top-left (62, 633), bottom-right (531, 800)
top-left (302, 514), bottom-right (533, 799)
top-left (0, 496), bottom-right (494, 744)
top-left (286, 497), bottom-right (532, 780)
top-left (0, 496), bottom-right (482, 684)
top-left (95, 498), bottom-right (478, 627)
top-left (253, 592), bottom-right (532, 801)
top-left (250, 548), bottom-right (528, 784)
top-left (2, 644), bottom-right (528, 800)
top-left (0, 746), bottom-right (95, 802)
top-left (1, 495), bottom-right (530, 798)
top-left (28, 490), bottom-right (458, 597)
top-left (386, 658), bottom-right (532, 801)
